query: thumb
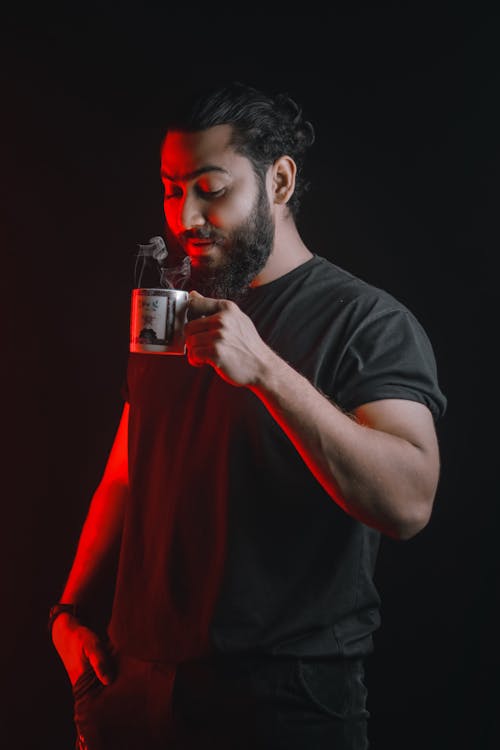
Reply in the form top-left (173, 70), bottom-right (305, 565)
top-left (188, 290), bottom-right (225, 319)
top-left (86, 644), bottom-right (116, 686)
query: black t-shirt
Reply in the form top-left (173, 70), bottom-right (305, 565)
top-left (109, 255), bottom-right (447, 663)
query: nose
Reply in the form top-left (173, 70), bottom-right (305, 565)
top-left (178, 192), bottom-right (206, 233)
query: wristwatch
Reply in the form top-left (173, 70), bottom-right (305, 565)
top-left (48, 603), bottom-right (80, 635)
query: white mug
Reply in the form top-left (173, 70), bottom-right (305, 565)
top-left (130, 288), bottom-right (189, 355)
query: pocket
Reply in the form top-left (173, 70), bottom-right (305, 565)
top-left (296, 658), bottom-right (369, 720)
top-left (72, 667), bottom-right (104, 702)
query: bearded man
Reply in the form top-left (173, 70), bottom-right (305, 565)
top-left (50, 82), bottom-right (447, 749)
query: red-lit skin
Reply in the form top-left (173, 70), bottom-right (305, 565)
top-left (52, 124), bottom-right (441, 688)
top-left (52, 404), bottom-right (129, 685)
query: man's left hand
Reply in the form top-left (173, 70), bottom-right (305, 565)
top-left (185, 291), bottom-right (273, 387)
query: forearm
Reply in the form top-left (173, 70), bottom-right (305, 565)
top-left (250, 349), bottom-right (435, 539)
top-left (184, 294), bottom-right (438, 538)
top-left (59, 479), bottom-right (128, 603)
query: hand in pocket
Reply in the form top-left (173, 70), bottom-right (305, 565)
top-left (52, 614), bottom-right (116, 686)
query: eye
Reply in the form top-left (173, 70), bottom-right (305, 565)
top-left (164, 184), bottom-right (183, 200)
top-left (196, 185), bottom-right (226, 199)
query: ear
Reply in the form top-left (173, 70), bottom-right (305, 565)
top-left (271, 155), bottom-right (297, 206)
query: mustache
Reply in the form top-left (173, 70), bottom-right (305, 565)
top-left (182, 228), bottom-right (225, 243)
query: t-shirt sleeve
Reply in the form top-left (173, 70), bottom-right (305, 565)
top-left (334, 307), bottom-right (447, 421)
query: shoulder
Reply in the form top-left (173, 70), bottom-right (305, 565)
top-left (305, 255), bottom-right (414, 324)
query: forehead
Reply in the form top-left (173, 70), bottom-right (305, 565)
top-left (161, 124), bottom-right (248, 180)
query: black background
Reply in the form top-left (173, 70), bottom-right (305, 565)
top-left (1, 6), bottom-right (497, 749)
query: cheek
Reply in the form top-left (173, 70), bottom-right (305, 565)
top-left (209, 192), bottom-right (255, 229)
top-left (163, 200), bottom-right (178, 230)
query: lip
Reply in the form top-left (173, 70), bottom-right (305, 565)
top-left (185, 239), bottom-right (219, 255)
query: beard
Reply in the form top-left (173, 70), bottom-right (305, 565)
top-left (184, 180), bottom-right (275, 301)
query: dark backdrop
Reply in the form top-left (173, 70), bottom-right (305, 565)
top-left (1, 7), bottom-right (497, 749)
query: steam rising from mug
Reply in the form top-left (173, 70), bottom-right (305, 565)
top-left (134, 236), bottom-right (191, 290)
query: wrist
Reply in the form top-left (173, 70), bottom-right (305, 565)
top-left (48, 603), bottom-right (81, 637)
top-left (51, 611), bottom-right (79, 640)
top-left (250, 346), bottom-right (285, 393)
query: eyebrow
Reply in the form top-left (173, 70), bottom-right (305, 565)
top-left (161, 165), bottom-right (231, 182)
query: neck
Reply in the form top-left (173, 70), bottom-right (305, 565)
top-left (251, 218), bottom-right (313, 287)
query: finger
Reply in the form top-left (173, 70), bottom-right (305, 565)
top-left (186, 329), bottom-right (222, 348)
top-left (187, 346), bottom-right (220, 369)
top-left (185, 315), bottom-right (223, 336)
top-left (86, 644), bottom-right (116, 685)
top-left (188, 290), bottom-right (226, 319)
top-left (186, 326), bottom-right (227, 358)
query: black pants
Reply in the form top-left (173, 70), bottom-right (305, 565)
top-left (73, 651), bottom-right (370, 749)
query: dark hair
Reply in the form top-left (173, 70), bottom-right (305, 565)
top-left (165, 82), bottom-right (316, 218)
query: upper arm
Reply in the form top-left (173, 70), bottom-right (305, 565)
top-left (353, 398), bottom-right (441, 493)
top-left (100, 402), bottom-right (129, 487)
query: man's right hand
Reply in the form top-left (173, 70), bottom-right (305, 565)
top-left (51, 613), bottom-right (115, 686)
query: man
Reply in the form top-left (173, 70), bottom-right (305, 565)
top-left (51, 82), bottom-right (447, 749)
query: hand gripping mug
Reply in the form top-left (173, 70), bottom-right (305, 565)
top-left (130, 288), bottom-right (189, 355)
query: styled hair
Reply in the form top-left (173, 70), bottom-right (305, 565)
top-left (165, 82), bottom-right (316, 218)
